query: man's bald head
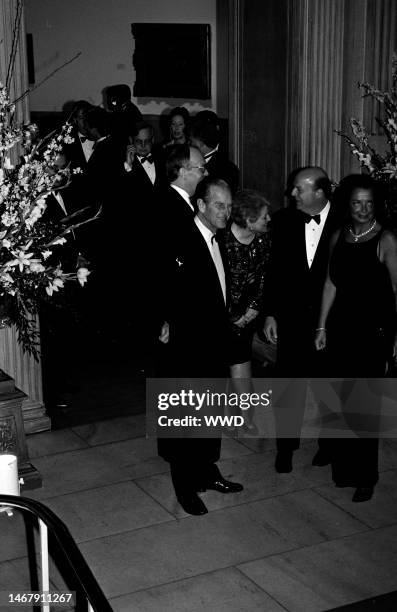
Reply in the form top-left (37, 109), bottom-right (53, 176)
top-left (291, 166), bottom-right (331, 214)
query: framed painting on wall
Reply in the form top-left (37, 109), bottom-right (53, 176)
top-left (131, 23), bottom-right (211, 99)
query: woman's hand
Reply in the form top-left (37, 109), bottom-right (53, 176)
top-left (393, 334), bottom-right (397, 362)
top-left (159, 321), bottom-right (169, 344)
top-left (315, 329), bottom-right (327, 351)
top-left (264, 316), bottom-right (278, 344)
top-left (234, 308), bottom-right (259, 328)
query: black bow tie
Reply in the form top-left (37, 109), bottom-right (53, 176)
top-left (302, 212), bottom-right (321, 225)
top-left (80, 136), bottom-right (88, 143)
top-left (140, 154), bottom-right (153, 164)
top-left (211, 233), bottom-right (218, 244)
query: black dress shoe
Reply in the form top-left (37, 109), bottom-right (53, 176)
top-left (201, 477), bottom-right (244, 494)
top-left (312, 450), bottom-right (331, 467)
top-left (275, 451), bottom-right (293, 473)
top-left (352, 486), bottom-right (374, 503)
top-left (177, 493), bottom-right (208, 515)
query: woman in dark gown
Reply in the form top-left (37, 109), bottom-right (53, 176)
top-left (315, 174), bottom-right (397, 502)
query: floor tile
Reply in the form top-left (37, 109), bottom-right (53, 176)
top-left (26, 436), bottom-right (171, 500)
top-left (238, 524), bottom-right (397, 612)
top-left (215, 437), bottom-right (254, 459)
top-left (43, 481), bottom-right (174, 542)
top-left (110, 567), bottom-right (285, 611)
top-left (78, 503), bottom-right (312, 598)
top-left (379, 439), bottom-right (397, 471)
top-left (0, 557), bottom-right (61, 610)
top-left (232, 436), bottom-right (276, 453)
top-left (315, 468), bottom-right (397, 529)
top-left (23, 445), bottom-right (133, 500)
top-left (0, 509), bottom-right (35, 562)
top-left (102, 437), bottom-right (169, 479)
top-left (27, 428), bottom-right (89, 458)
top-left (71, 414), bottom-right (145, 446)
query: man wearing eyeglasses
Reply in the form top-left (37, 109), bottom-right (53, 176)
top-left (124, 121), bottom-right (167, 207)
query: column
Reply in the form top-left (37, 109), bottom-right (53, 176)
top-left (286, 0), bottom-right (345, 181)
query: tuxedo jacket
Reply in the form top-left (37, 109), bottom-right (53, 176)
top-left (205, 151), bottom-right (239, 194)
top-left (123, 154), bottom-right (167, 211)
top-left (266, 205), bottom-right (341, 372)
top-left (267, 205), bottom-right (340, 323)
top-left (157, 185), bottom-right (197, 242)
top-left (63, 133), bottom-right (125, 216)
top-left (64, 127), bottom-right (89, 172)
top-left (166, 220), bottom-right (230, 377)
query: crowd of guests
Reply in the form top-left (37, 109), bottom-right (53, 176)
top-left (38, 83), bottom-right (397, 515)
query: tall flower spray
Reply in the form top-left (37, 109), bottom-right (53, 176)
top-left (0, 81), bottom-right (93, 358)
top-left (337, 53), bottom-right (397, 226)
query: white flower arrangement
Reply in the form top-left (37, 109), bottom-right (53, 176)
top-left (337, 53), bottom-right (397, 225)
top-left (0, 80), bottom-right (93, 357)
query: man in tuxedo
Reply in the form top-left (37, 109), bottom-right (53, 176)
top-left (264, 166), bottom-right (339, 473)
top-left (162, 143), bottom-right (208, 231)
top-left (64, 100), bottom-right (96, 173)
top-left (157, 177), bottom-right (243, 515)
top-left (124, 121), bottom-right (167, 207)
top-left (190, 117), bottom-right (239, 194)
top-left (147, 144), bottom-right (209, 360)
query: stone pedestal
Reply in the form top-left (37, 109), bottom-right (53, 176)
top-left (0, 371), bottom-right (41, 491)
top-left (0, 325), bottom-right (50, 434)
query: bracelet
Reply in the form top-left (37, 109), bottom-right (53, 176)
top-left (316, 327), bottom-right (326, 332)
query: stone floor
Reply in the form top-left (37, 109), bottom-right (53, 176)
top-left (2, 414), bottom-right (397, 611)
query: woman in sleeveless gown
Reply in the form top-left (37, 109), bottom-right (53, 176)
top-left (315, 174), bottom-right (397, 502)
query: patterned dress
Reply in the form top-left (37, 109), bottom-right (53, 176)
top-left (223, 227), bottom-right (271, 364)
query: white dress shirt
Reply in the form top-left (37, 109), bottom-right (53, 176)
top-left (124, 155), bottom-right (156, 184)
top-left (52, 191), bottom-right (67, 215)
top-left (171, 184), bottom-right (194, 211)
top-left (138, 156), bottom-right (156, 184)
top-left (79, 133), bottom-right (95, 162)
top-left (204, 144), bottom-right (219, 164)
top-left (194, 215), bottom-right (226, 304)
top-left (305, 201), bottom-right (330, 268)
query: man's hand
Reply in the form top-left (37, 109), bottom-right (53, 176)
top-left (125, 143), bottom-right (136, 166)
top-left (264, 316), bottom-right (278, 344)
top-left (159, 321), bottom-right (169, 344)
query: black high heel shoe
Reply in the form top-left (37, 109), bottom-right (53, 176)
top-left (352, 486), bottom-right (374, 503)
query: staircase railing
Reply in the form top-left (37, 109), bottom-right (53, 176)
top-left (0, 494), bottom-right (113, 611)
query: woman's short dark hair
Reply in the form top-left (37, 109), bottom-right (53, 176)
top-left (333, 173), bottom-right (385, 222)
top-left (232, 189), bottom-right (271, 228)
top-left (169, 106), bottom-right (190, 125)
top-left (165, 143), bottom-right (191, 181)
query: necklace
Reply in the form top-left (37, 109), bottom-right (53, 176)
top-left (349, 219), bottom-right (377, 242)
